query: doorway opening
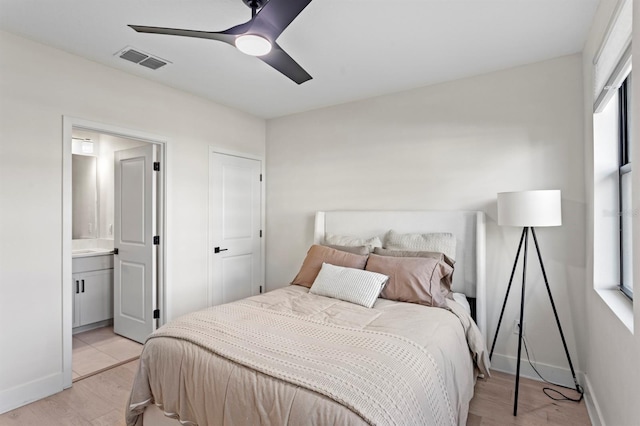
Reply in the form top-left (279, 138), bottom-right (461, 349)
top-left (62, 117), bottom-right (167, 388)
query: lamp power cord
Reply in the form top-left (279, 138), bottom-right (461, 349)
top-left (520, 334), bottom-right (584, 403)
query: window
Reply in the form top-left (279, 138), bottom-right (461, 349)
top-left (618, 75), bottom-right (633, 299)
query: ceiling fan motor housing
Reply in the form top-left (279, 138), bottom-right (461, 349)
top-left (242, 0), bottom-right (269, 10)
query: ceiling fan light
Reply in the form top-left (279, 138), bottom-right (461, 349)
top-left (235, 34), bottom-right (272, 56)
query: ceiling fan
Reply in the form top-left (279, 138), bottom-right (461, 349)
top-left (129, 0), bottom-right (313, 84)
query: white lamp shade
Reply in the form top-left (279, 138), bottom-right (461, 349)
top-left (497, 190), bottom-right (562, 227)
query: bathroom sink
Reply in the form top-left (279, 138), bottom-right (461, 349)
top-left (72, 248), bottom-right (114, 257)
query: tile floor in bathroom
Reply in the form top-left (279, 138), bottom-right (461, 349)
top-left (72, 326), bottom-right (143, 381)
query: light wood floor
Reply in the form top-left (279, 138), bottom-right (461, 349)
top-left (468, 371), bottom-right (591, 426)
top-left (0, 361), bottom-right (138, 426)
top-left (0, 365), bottom-right (591, 425)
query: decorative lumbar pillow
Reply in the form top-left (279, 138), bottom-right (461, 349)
top-left (323, 233), bottom-right (382, 253)
top-left (309, 263), bottom-right (388, 308)
top-left (291, 245), bottom-right (369, 288)
top-left (383, 230), bottom-right (457, 260)
top-left (365, 253), bottom-right (454, 307)
top-left (323, 244), bottom-right (370, 256)
top-left (373, 247), bottom-right (455, 297)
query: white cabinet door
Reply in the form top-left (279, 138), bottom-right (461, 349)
top-left (72, 275), bottom-right (81, 328)
top-left (72, 269), bottom-right (114, 327)
top-left (209, 152), bottom-right (262, 306)
top-left (80, 270), bottom-right (114, 325)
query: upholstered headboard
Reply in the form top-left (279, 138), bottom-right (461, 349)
top-left (313, 210), bottom-right (486, 338)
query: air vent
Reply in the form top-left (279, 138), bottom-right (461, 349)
top-left (139, 57), bottom-right (166, 70)
top-left (116, 46), bottom-right (170, 70)
top-left (120, 49), bottom-right (148, 64)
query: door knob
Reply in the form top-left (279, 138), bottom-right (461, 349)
top-left (214, 247), bottom-right (228, 254)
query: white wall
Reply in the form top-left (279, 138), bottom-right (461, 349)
top-left (581, 0), bottom-right (640, 424)
top-left (0, 30), bottom-right (265, 412)
top-left (266, 55), bottom-right (586, 384)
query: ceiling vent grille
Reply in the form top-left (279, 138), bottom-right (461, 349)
top-left (116, 46), bottom-right (170, 70)
top-left (139, 57), bottom-right (166, 70)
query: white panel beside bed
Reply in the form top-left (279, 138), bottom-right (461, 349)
top-left (313, 210), bottom-right (487, 340)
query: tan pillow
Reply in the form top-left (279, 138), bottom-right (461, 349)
top-left (373, 248), bottom-right (455, 298)
top-left (291, 245), bottom-right (369, 288)
top-left (323, 244), bottom-right (370, 256)
top-left (365, 254), bottom-right (453, 307)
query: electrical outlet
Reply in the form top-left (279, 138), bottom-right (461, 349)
top-left (512, 320), bottom-right (525, 336)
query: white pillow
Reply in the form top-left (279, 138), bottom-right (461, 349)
top-left (324, 233), bottom-right (382, 253)
top-left (309, 263), bottom-right (388, 308)
top-left (384, 230), bottom-right (457, 260)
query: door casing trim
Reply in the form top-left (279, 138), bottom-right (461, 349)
top-left (62, 116), bottom-right (168, 388)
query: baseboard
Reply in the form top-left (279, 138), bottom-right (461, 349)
top-left (72, 319), bottom-right (113, 335)
top-left (582, 374), bottom-right (605, 426)
top-left (0, 373), bottom-right (62, 414)
top-left (490, 353), bottom-right (579, 388)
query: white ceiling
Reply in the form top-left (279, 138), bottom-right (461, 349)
top-left (0, 0), bottom-right (599, 119)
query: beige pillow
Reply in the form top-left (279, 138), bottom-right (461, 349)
top-left (373, 247), bottom-right (455, 298)
top-left (365, 253), bottom-right (453, 307)
top-left (384, 230), bottom-right (456, 260)
top-left (291, 245), bottom-right (369, 288)
top-left (324, 233), bottom-right (382, 253)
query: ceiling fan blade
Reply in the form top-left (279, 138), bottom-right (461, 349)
top-left (129, 25), bottom-right (236, 45)
top-left (252, 0), bottom-right (313, 39)
top-left (258, 43), bottom-right (312, 84)
top-left (220, 20), bottom-right (252, 36)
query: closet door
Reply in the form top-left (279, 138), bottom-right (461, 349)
top-left (209, 152), bottom-right (262, 306)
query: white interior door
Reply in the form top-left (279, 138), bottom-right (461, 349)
top-left (114, 144), bottom-right (158, 343)
top-left (210, 152), bottom-right (262, 306)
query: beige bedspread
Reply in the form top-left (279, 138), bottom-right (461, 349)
top-left (126, 285), bottom-right (489, 426)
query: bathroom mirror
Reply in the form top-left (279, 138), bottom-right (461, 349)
top-left (72, 154), bottom-right (98, 239)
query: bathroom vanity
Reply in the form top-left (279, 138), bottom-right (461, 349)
top-left (72, 250), bottom-right (114, 331)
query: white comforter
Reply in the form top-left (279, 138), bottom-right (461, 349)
top-left (126, 285), bottom-right (489, 426)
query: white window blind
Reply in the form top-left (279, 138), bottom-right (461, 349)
top-left (593, 0), bottom-right (632, 112)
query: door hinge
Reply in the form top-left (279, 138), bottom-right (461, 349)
top-left (153, 236), bottom-right (160, 245)
top-left (260, 230), bottom-right (262, 238)
top-left (153, 162), bottom-right (160, 171)
top-left (113, 248), bottom-right (119, 255)
top-left (259, 174), bottom-right (262, 182)
top-left (260, 285), bottom-right (263, 294)
top-left (153, 309), bottom-right (160, 319)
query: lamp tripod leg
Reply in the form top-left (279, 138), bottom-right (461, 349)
top-left (531, 228), bottom-right (581, 392)
top-left (490, 227), bottom-right (528, 361)
top-left (513, 227), bottom-right (529, 416)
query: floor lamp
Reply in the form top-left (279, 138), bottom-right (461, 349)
top-left (490, 190), bottom-right (581, 416)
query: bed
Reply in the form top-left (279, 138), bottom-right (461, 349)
top-left (126, 210), bottom-right (489, 426)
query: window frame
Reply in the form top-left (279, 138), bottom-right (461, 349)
top-left (618, 75), bottom-right (633, 299)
